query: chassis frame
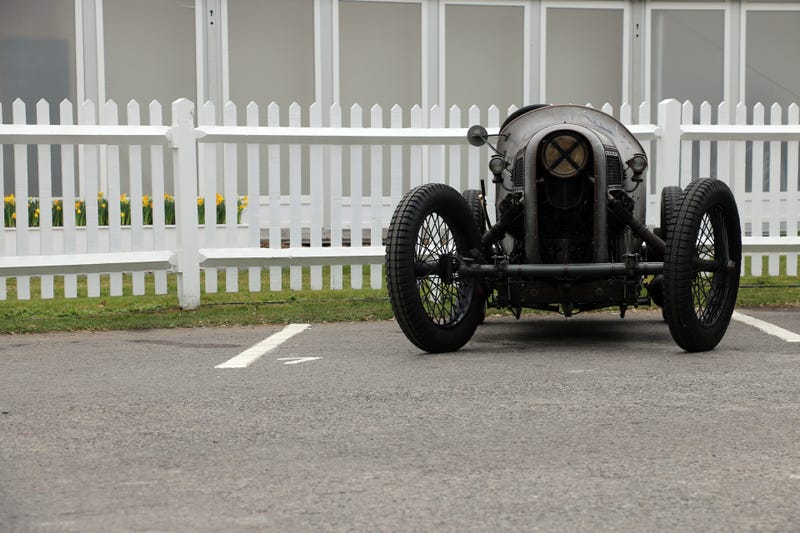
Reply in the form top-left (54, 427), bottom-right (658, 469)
top-left (386, 105), bottom-right (742, 353)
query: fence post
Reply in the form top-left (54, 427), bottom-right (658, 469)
top-left (168, 98), bottom-right (201, 310)
top-left (656, 99), bottom-right (682, 191)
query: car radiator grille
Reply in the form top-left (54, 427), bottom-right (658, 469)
top-left (605, 150), bottom-right (622, 187)
top-left (513, 150), bottom-right (525, 190)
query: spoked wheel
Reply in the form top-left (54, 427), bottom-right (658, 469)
top-left (462, 189), bottom-right (486, 233)
top-left (386, 183), bottom-right (485, 353)
top-left (648, 185), bottom-right (682, 308)
top-left (663, 178), bottom-right (741, 352)
top-left (462, 189), bottom-right (489, 324)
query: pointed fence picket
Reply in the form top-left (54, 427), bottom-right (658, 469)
top-left (788, 104), bottom-right (800, 276)
top-left (199, 100), bottom-right (219, 294)
top-left (60, 100), bottom-right (78, 298)
top-left (733, 102), bottom-right (748, 242)
top-left (751, 104), bottom-right (767, 275)
top-left (409, 105), bottom-right (423, 191)
top-left (1, 98), bottom-right (799, 309)
top-left (369, 105), bottom-right (383, 289)
top-left (127, 101), bottom-right (145, 295)
top-left (717, 101), bottom-right (731, 186)
top-left (390, 105), bottom-right (403, 208)
top-left (246, 102), bottom-right (262, 293)
top-left (350, 104), bottom-right (364, 290)
top-left (149, 100), bottom-right (168, 295)
top-left (35, 100), bottom-right (54, 299)
top-left (81, 101), bottom-right (101, 297)
top-left (329, 103), bottom-right (344, 290)
top-left (267, 101), bottom-right (282, 291)
top-left (448, 105), bottom-right (462, 193)
top-left (13, 100), bottom-right (30, 299)
top-left (699, 102), bottom-right (712, 178)
top-left (223, 101), bottom-right (239, 293)
top-left (767, 104), bottom-right (782, 276)
top-left (105, 100), bottom-right (123, 297)
top-left (289, 103), bottom-right (303, 290)
top-left (310, 102), bottom-right (324, 290)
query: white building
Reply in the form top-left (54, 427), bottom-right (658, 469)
top-left (2, 0), bottom-right (800, 192)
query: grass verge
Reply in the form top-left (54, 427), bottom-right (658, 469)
top-left (0, 268), bottom-right (392, 334)
top-left (0, 260), bottom-right (797, 335)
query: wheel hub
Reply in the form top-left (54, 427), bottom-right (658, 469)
top-left (437, 254), bottom-right (460, 284)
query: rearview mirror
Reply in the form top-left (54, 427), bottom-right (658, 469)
top-left (467, 124), bottom-right (488, 147)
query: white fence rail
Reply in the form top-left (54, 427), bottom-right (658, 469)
top-left (1, 98), bottom-right (798, 308)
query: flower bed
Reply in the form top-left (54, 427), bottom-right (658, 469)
top-left (3, 193), bottom-right (248, 228)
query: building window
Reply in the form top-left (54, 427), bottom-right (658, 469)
top-left (545, 7), bottom-right (623, 108)
top-left (0, 0), bottom-right (76, 196)
top-left (444, 3), bottom-right (524, 116)
top-left (229, 0), bottom-right (315, 110)
top-left (745, 9), bottom-right (800, 109)
top-left (0, 0), bottom-right (76, 115)
top-left (338, 0), bottom-right (421, 120)
top-left (650, 9), bottom-right (724, 113)
top-left (104, 0), bottom-right (195, 118)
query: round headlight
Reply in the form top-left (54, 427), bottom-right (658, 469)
top-left (488, 155), bottom-right (507, 175)
top-left (627, 153), bottom-right (648, 174)
top-left (542, 132), bottom-right (588, 179)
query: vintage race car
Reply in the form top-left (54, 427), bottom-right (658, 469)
top-left (386, 104), bottom-right (741, 353)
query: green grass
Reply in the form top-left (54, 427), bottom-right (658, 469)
top-left (0, 267), bottom-right (392, 334)
top-left (737, 255), bottom-right (800, 308)
top-left (0, 257), bottom-right (796, 335)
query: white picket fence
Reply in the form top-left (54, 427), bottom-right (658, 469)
top-left (1, 98), bottom-right (798, 309)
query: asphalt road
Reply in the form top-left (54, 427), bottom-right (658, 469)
top-left (1, 308), bottom-right (799, 532)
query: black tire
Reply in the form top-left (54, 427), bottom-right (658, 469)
top-left (462, 189), bottom-right (488, 324)
top-left (462, 189), bottom-right (486, 234)
top-left (386, 183), bottom-right (485, 353)
top-left (660, 185), bottom-right (682, 244)
top-left (663, 178), bottom-right (741, 352)
top-left (648, 185), bottom-right (682, 310)
top-left (648, 275), bottom-right (665, 308)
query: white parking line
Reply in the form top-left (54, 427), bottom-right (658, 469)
top-left (277, 357), bottom-right (323, 365)
top-left (215, 324), bottom-right (311, 368)
top-left (732, 311), bottom-right (800, 343)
